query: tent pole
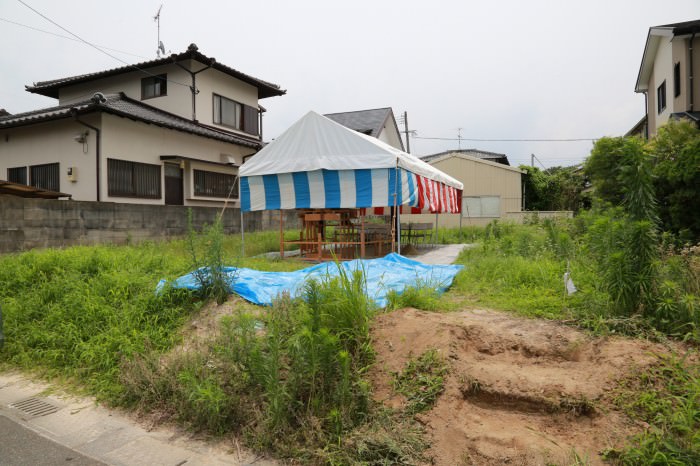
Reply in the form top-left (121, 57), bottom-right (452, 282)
top-left (360, 210), bottom-right (366, 258)
top-left (240, 209), bottom-right (245, 257)
top-left (397, 207), bottom-right (401, 255)
top-left (240, 180), bottom-right (245, 257)
top-left (434, 212), bottom-right (438, 246)
top-left (279, 209), bottom-right (284, 259)
top-left (459, 210), bottom-right (463, 242)
top-left (392, 163), bottom-right (399, 254)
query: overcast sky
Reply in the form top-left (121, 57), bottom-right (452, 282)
top-left (1, 0), bottom-right (698, 167)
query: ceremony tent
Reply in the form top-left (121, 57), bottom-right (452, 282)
top-left (238, 111), bottom-right (463, 259)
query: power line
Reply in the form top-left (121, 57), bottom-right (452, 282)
top-left (414, 136), bottom-right (597, 142)
top-left (0, 17), bottom-right (148, 59)
top-left (16, 0), bottom-right (191, 89)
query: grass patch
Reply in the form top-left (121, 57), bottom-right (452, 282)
top-left (393, 349), bottom-right (449, 414)
top-left (0, 232), bottom-right (306, 399)
top-left (609, 353), bottom-right (700, 464)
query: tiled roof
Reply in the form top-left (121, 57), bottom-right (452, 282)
top-left (657, 19), bottom-right (700, 34)
top-left (421, 149), bottom-right (510, 166)
top-left (324, 108), bottom-right (394, 138)
top-left (26, 44), bottom-right (285, 100)
top-left (0, 92), bottom-right (262, 149)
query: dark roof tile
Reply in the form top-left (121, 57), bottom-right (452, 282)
top-left (324, 108), bottom-right (393, 138)
top-left (0, 92), bottom-right (262, 149)
top-left (26, 44), bottom-right (285, 100)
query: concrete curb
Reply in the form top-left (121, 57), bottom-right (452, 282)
top-left (0, 372), bottom-right (277, 466)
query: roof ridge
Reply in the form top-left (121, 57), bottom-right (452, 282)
top-left (26, 46), bottom-right (285, 99)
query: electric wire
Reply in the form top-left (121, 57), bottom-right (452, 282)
top-left (413, 136), bottom-right (597, 142)
top-left (16, 0), bottom-right (192, 90)
top-left (0, 17), bottom-right (148, 59)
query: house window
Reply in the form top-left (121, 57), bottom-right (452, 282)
top-left (107, 158), bottom-right (161, 198)
top-left (212, 94), bottom-right (259, 136)
top-left (657, 80), bottom-right (667, 114)
top-left (462, 196), bottom-right (500, 218)
top-left (193, 169), bottom-right (238, 198)
top-left (7, 166), bottom-right (27, 185)
top-left (30, 163), bottom-right (59, 192)
top-left (141, 74), bottom-right (167, 99)
top-left (674, 62), bottom-right (681, 98)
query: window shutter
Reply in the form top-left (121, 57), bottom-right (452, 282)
top-left (243, 105), bottom-right (259, 136)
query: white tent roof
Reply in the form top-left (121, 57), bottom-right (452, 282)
top-left (239, 111), bottom-right (463, 190)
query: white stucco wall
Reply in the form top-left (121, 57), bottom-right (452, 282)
top-left (195, 66), bottom-right (259, 130)
top-left (0, 117), bottom-right (100, 201)
top-left (56, 60), bottom-right (260, 133)
top-left (0, 113), bottom-right (255, 205)
top-left (377, 117), bottom-right (404, 151)
top-left (652, 37), bottom-right (674, 129)
top-left (58, 65), bottom-right (194, 119)
top-left (100, 113), bottom-right (254, 204)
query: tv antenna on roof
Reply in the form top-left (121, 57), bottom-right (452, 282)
top-left (154, 5), bottom-right (165, 57)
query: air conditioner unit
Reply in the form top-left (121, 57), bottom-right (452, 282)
top-left (67, 166), bottom-right (78, 182)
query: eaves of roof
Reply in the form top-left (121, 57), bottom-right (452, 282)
top-left (636, 20), bottom-right (700, 93)
top-left (26, 44), bottom-right (286, 100)
top-left (0, 92), bottom-right (262, 149)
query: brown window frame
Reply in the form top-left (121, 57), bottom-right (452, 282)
top-left (212, 94), bottom-right (259, 136)
top-left (141, 74), bottom-right (168, 100)
top-left (107, 158), bottom-right (162, 199)
top-left (193, 169), bottom-right (238, 199)
top-left (657, 80), bottom-right (667, 114)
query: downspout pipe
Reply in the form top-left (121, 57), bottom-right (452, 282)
top-left (172, 57), bottom-right (214, 122)
top-left (690, 32), bottom-right (695, 112)
top-left (71, 107), bottom-right (101, 202)
top-left (644, 91), bottom-right (649, 140)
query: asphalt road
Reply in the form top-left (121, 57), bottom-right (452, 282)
top-left (0, 414), bottom-right (105, 466)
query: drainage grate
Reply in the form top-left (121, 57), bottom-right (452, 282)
top-left (8, 397), bottom-right (61, 420)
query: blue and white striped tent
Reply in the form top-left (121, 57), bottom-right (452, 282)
top-left (239, 111), bottom-right (463, 213)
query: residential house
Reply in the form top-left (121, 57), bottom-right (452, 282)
top-left (0, 43), bottom-right (285, 206)
top-left (634, 19), bottom-right (700, 137)
top-left (324, 107), bottom-right (405, 151)
top-left (403, 151), bottom-right (524, 228)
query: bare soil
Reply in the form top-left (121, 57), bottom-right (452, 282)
top-left (369, 308), bottom-right (682, 466)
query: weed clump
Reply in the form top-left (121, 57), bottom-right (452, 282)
top-left (393, 349), bottom-right (449, 414)
top-left (119, 264), bottom-right (429, 463)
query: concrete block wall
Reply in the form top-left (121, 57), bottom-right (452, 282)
top-left (0, 195), bottom-right (300, 253)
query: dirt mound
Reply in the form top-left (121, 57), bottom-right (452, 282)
top-left (370, 308), bottom-right (678, 466)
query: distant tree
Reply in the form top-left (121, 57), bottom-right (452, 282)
top-left (520, 165), bottom-right (587, 212)
top-left (520, 166), bottom-right (551, 211)
top-left (585, 136), bottom-right (647, 207)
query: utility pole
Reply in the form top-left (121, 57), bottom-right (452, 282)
top-left (531, 153), bottom-right (534, 167)
top-left (402, 111), bottom-right (411, 153)
top-left (457, 128), bottom-right (463, 150)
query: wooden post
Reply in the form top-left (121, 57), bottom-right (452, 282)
top-left (360, 210), bottom-right (366, 258)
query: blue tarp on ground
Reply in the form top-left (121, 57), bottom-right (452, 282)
top-left (157, 253), bottom-right (463, 307)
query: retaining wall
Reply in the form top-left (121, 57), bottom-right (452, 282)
top-left (0, 195), bottom-right (300, 253)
